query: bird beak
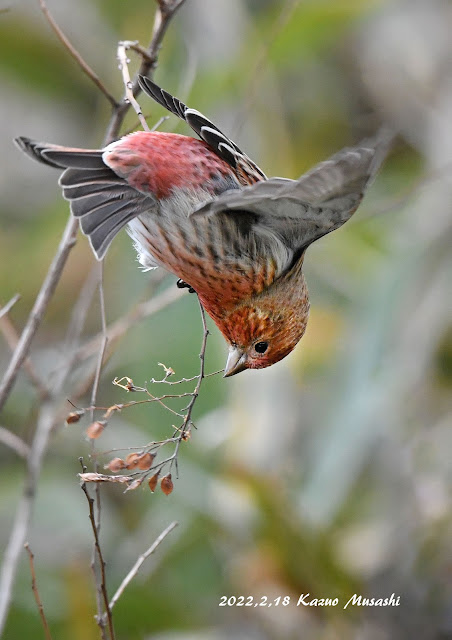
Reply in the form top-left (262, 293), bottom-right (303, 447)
top-left (224, 347), bottom-right (247, 377)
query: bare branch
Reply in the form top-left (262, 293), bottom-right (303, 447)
top-left (103, 0), bottom-right (187, 143)
top-left (79, 472), bottom-right (134, 484)
top-left (109, 521), bottom-right (178, 612)
top-left (0, 401), bottom-right (58, 635)
top-left (90, 263), bottom-right (108, 413)
top-left (0, 309), bottom-right (50, 401)
top-left (38, 0), bottom-right (117, 107)
top-left (0, 426), bottom-right (30, 459)
top-left (80, 463), bottom-right (116, 640)
top-left (0, 294), bottom-right (20, 320)
top-left (24, 543), bottom-right (53, 640)
top-left (117, 41), bottom-right (151, 132)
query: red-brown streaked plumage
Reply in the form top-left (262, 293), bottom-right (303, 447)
top-left (14, 77), bottom-right (392, 375)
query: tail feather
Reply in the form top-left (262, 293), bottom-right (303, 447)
top-left (60, 167), bottom-right (122, 187)
top-left (14, 137), bottom-right (156, 260)
top-left (14, 136), bottom-right (104, 170)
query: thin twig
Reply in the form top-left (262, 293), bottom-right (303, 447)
top-left (0, 401), bottom-right (58, 635)
top-left (89, 262), bottom-right (109, 636)
top-left (0, 426), bottom-right (30, 459)
top-left (108, 521), bottom-right (178, 612)
top-left (38, 0), bottom-right (117, 107)
top-left (74, 285), bottom-right (184, 365)
top-left (24, 543), bottom-right (53, 640)
top-left (0, 294), bottom-right (20, 320)
top-left (169, 297), bottom-right (209, 476)
top-left (0, 312), bottom-right (50, 401)
top-left (80, 461), bottom-right (115, 640)
top-left (90, 263), bottom-right (108, 415)
top-left (117, 41), bottom-right (150, 132)
top-left (103, 0), bottom-right (187, 143)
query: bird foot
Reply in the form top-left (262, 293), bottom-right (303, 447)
top-left (176, 279), bottom-right (196, 294)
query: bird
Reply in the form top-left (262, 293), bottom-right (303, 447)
top-left (14, 76), bottom-right (391, 377)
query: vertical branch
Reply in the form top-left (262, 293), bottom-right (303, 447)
top-left (103, 0), bottom-right (187, 144)
top-left (89, 262), bottom-right (109, 636)
top-left (80, 463), bottom-right (115, 640)
top-left (24, 543), bottom-right (53, 640)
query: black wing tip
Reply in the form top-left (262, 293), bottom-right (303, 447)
top-left (14, 135), bottom-right (32, 151)
top-left (138, 75), bottom-right (161, 101)
top-left (14, 136), bottom-right (62, 169)
top-left (14, 136), bottom-right (41, 159)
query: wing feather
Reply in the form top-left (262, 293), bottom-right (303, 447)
top-left (191, 132), bottom-right (393, 267)
top-left (138, 76), bottom-right (266, 181)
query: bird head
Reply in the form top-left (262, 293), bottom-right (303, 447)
top-left (220, 273), bottom-right (310, 376)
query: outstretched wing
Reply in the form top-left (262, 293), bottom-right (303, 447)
top-left (191, 132), bottom-right (393, 270)
top-left (14, 137), bottom-right (158, 260)
top-left (138, 76), bottom-right (266, 185)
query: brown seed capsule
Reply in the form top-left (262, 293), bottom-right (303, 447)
top-left (66, 410), bottom-right (84, 424)
top-left (86, 421), bottom-right (106, 439)
top-left (105, 457), bottom-right (126, 472)
top-left (125, 452), bottom-right (141, 469)
top-left (148, 472), bottom-right (160, 493)
top-left (137, 452), bottom-right (155, 470)
top-left (160, 473), bottom-right (174, 496)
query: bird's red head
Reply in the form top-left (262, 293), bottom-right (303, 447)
top-left (219, 272), bottom-right (310, 376)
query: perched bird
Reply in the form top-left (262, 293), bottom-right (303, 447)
top-left (15, 77), bottom-right (390, 376)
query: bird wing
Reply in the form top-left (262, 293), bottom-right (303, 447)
top-left (191, 133), bottom-right (392, 273)
top-left (138, 76), bottom-right (266, 184)
top-left (14, 137), bottom-right (158, 260)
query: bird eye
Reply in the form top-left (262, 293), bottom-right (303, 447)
top-left (254, 341), bottom-right (269, 354)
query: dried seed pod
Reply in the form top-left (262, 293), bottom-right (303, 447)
top-left (148, 472), bottom-right (160, 493)
top-left (137, 452), bottom-right (155, 470)
top-left (125, 478), bottom-right (143, 492)
top-left (86, 420), bottom-right (106, 439)
top-left (160, 473), bottom-right (174, 496)
top-left (125, 452), bottom-right (141, 469)
top-left (105, 457), bottom-right (126, 472)
top-left (66, 410), bottom-right (84, 424)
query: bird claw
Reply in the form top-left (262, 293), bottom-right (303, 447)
top-left (176, 279), bottom-right (196, 294)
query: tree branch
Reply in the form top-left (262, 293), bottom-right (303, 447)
top-left (38, 0), bottom-right (118, 107)
top-left (24, 543), bottom-right (53, 640)
top-left (0, 426), bottom-right (30, 459)
top-left (108, 521), bottom-right (178, 612)
top-left (80, 462), bottom-right (116, 640)
top-left (103, 0), bottom-right (187, 144)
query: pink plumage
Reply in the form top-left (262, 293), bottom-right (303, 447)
top-left (15, 77), bottom-right (391, 375)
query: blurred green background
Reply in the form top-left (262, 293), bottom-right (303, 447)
top-left (1, 0), bottom-right (452, 638)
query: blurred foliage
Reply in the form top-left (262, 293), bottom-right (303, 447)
top-left (1, 1), bottom-right (452, 639)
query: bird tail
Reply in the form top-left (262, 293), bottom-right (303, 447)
top-left (14, 137), bottom-right (146, 259)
